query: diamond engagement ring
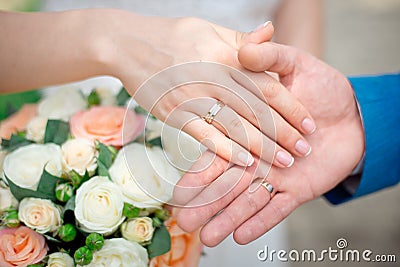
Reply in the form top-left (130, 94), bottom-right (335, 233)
top-left (202, 101), bottom-right (225, 124)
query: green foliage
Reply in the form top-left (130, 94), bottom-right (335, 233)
top-left (116, 87), bottom-right (131, 106)
top-left (44, 120), bottom-right (70, 145)
top-left (1, 134), bottom-right (33, 151)
top-left (5, 169), bottom-right (63, 202)
top-left (147, 224), bottom-right (171, 258)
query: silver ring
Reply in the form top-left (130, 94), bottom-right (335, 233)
top-left (202, 101), bottom-right (225, 124)
top-left (261, 181), bottom-right (274, 195)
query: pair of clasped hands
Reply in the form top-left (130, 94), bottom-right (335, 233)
top-left (148, 20), bottom-right (364, 246)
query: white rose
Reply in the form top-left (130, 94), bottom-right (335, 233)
top-left (26, 116), bottom-right (47, 143)
top-left (38, 87), bottom-right (86, 121)
top-left (47, 252), bottom-right (74, 267)
top-left (78, 238), bottom-right (148, 267)
top-left (2, 144), bottom-right (62, 190)
top-left (95, 87), bottom-right (117, 106)
top-left (18, 197), bottom-right (63, 234)
top-left (0, 184), bottom-right (18, 214)
top-left (121, 217), bottom-right (154, 244)
top-left (61, 138), bottom-right (97, 176)
top-left (109, 143), bottom-right (181, 209)
top-left (75, 176), bottom-right (125, 235)
top-left (0, 148), bottom-right (7, 174)
top-left (144, 118), bottom-right (163, 141)
top-left (161, 124), bottom-right (204, 172)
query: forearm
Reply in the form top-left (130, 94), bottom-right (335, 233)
top-left (0, 9), bottom-right (149, 93)
top-left (273, 0), bottom-right (324, 57)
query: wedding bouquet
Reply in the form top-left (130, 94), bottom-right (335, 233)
top-left (0, 83), bottom-right (202, 267)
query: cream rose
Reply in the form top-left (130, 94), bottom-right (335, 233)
top-left (109, 143), bottom-right (181, 209)
top-left (38, 87), bottom-right (87, 121)
top-left (26, 116), bottom-right (47, 143)
top-left (75, 176), bottom-right (125, 235)
top-left (18, 197), bottom-right (63, 234)
top-left (47, 252), bottom-right (74, 267)
top-left (95, 87), bottom-right (117, 106)
top-left (0, 183), bottom-right (18, 214)
top-left (121, 217), bottom-right (154, 244)
top-left (78, 238), bottom-right (148, 267)
top-left (2, 144), bottom-right (62, 190)
top-left (61, 138), bottom-right (98, 176)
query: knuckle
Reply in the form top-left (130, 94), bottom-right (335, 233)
top-left (277, 126), bottom-right (298, 145)
top-left (245, 192), bottom-right (261, 213)
top-left (288, 103), bottom-right (305, 121)
top-left (196, 127), bottom-right (211, 143)
top-left (262, 81), bottom-right (280, 99)
top-left (229, 117), bottom-right (244, 130)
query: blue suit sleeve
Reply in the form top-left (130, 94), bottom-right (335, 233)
top-left (325, 73), bottom-right (400, 204)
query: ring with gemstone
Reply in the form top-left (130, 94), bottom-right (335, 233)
top-left (202, 101), bottom-right (225, 124)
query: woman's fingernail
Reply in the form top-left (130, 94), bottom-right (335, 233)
top-left (295, 139), bottom-right (312, 156)
top-left (276, 151), bottom-right (294, 167)
top-left (302, 118), bottom-right (316, 134)
top-left (255, 21), bottom-right (271, 32)
top-left (238, 152), bottom-right (254, 166)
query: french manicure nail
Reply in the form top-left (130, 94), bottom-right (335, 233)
top-left (238, 151), bottom-right (254, 166)
top-left (255, 21), bottom-right (271, 32)
top-left (295, 139), bottom-right (312, 156)
top-left (276, 151), bottom-right (294, 167)
top-left (302, 118), bottom-right (316, 134)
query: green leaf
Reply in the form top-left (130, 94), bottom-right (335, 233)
top-left (5, 174), bottom-right (50, 201)
top-left (97, 160), bottom-right (110, 178)
top-left (36, 170), bottom-right (64, 199)
top-left (116, 87), bottom-right (131, 106)
top-left (87, 90), bottom-right (101, 107)
top-left (5, 169), bottom-right (63, 202)
top-left (63, 195), bottom-right (76, 221)
top-left (147, 224), bottom-right (171, 258)
top-left (98, 142), bottom-right (113, 168)
top-left (44, 120), bottom-right (70, 145)
top-left (1, 134), bottom-right (33, 151)
top-left (146, 137), bottom-right (163, 148)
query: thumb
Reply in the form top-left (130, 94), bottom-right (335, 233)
top-left (237, 21), bottom-right (275, 48)
top-left (238, 42), bottom-right (298, 75)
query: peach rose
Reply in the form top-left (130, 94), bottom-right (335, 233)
top-left (70, 106), bottom-right (144, 146)
top-left (150, 209), bottom-right (202, 267)
top-left (0, 104), bottom-right (37, 139)
top-left (0, 226), bottom-right (48, 267)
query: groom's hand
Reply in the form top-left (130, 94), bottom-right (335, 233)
top-left (173, 42), bottom-right (365, 246)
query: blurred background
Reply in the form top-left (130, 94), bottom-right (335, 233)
top-left (0, 0), bottom-right (399, 266)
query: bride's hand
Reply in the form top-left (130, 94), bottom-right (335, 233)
top-left (95, 10), bottom-right (316, 167)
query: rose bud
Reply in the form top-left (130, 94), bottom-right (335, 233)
top-left (85, 233), bottom-right (104, 251)
top-left (123, 203), bottom-right (140, 219)
top-left (4, 209), bottom-right (20, 228)
top-left (55, 183), bottom-right (74, 202)
top-left (154, 209), bottom-right (169, 221)
top-left (121, 217), bottom-right (154, 245)
top-left (58, 223), bottom-right (77, 242)
top-left (74, 246), bottom-right (93, 266)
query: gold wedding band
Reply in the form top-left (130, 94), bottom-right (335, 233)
top-left (202, 101), bottom-right (225, 124)
top-left (261, 181), bottom-right (274, 195)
